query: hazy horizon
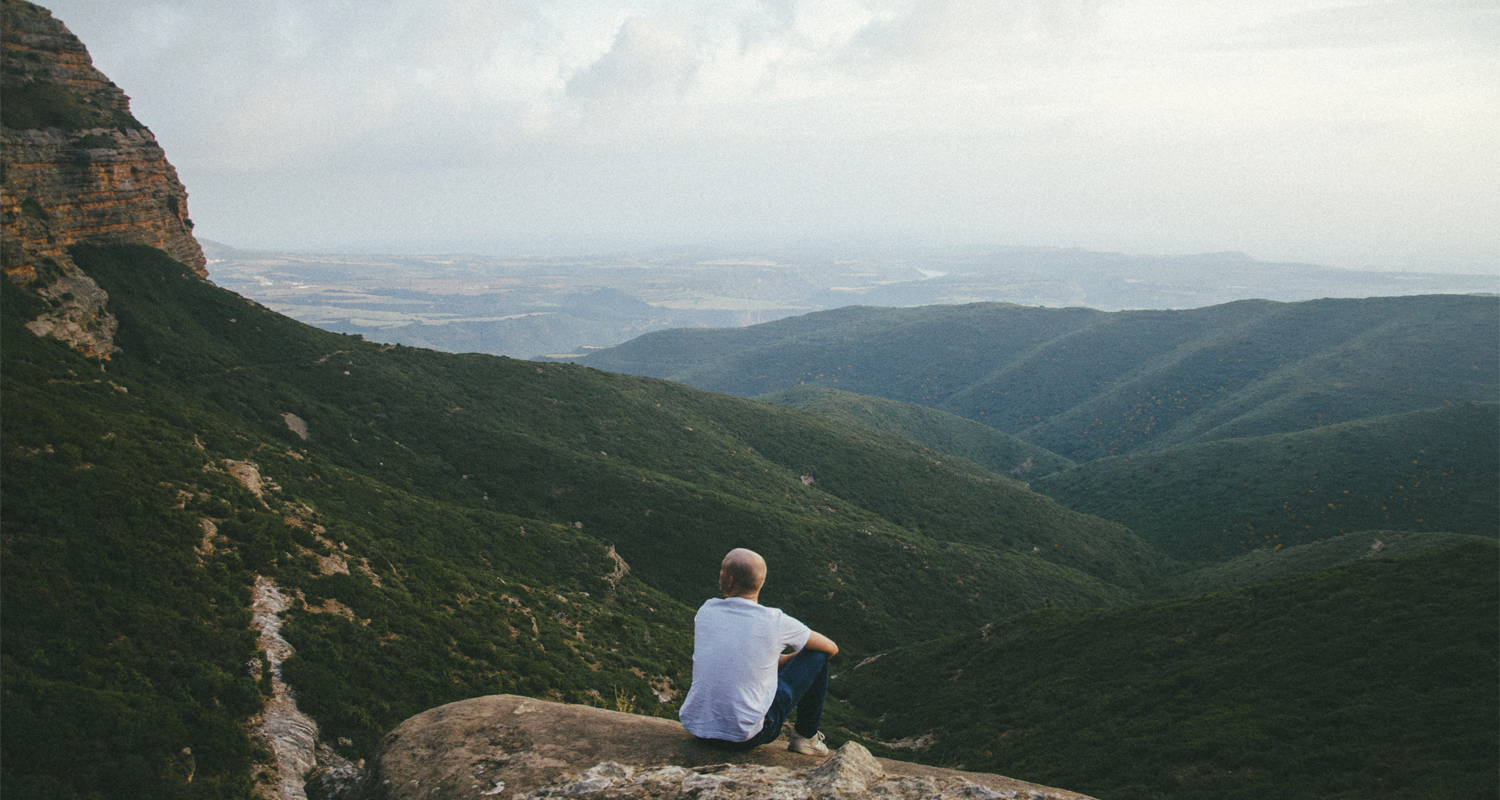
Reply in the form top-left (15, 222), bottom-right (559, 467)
top-left (42, 0), bottom-right (1500, 275)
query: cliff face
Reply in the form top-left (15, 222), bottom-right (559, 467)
top-left (1, 0), bottom-right (206, 356)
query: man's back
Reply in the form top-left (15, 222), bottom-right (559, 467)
top-left (678, 597), bottom-right (811, 741)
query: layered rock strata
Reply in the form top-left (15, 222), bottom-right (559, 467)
top-left (350, 695), bottom-right (1093, 800)
top-left (1, 0), bottom-right (207, 356)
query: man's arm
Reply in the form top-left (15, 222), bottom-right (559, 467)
top-left (780, 630), bottom-right (838, 667)
top-left (804, 631), bottom-right (838, 656)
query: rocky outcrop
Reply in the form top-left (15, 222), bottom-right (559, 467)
top-left (251, 575), bottom-right (364, 800)
top-left (349, 695), bottom-right (1093, 800)
top-left (2, 125), bottom-right (207, 275)
top-left (2, 0), bottom-right (207, 356)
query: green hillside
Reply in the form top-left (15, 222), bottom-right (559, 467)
top-left (1032, 403), bottom-right (1499, 561)
top-left (1, 244), bottom-right (1167, 797)
top-left (756, 386), bottom-right (1074, 478)
top-left (835, 539), bottom-right (1500, 800)
top-left (576, 302), bottom-right (1103, 405)
top-left (1161, 530), bottom-right (1493, 596)
top-left (572, 298), bottom-right (1499, 461)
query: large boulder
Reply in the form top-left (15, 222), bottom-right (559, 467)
top-left (347, 695), bottom-right (1092, 800)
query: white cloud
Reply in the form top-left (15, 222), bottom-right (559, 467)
top-left (566, 16), bottom-right (699, 99)
top-left (39, 0), bottom-right (1500, 270)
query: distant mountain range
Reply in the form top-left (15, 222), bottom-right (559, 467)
top-left (567, 297), bottom-right (1499, 460)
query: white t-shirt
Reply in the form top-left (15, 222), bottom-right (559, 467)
top-left (678, 597), bottom-right (812, 742)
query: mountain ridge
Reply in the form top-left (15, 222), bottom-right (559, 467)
top-left (1032, 401), bottom-right (1499, 560)
top-left (755, 386), bottom-right (1074, 478)
top-left (569, 297), bottom-right (1499, 461)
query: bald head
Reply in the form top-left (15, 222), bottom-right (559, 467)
top-left (719, 548), bottom-right (767, 599)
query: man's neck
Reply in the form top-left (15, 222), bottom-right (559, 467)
top-left (724, 591), bottom-right (760, 603)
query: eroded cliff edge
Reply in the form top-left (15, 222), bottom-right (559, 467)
top-left (1, 0), bottom-right (206, 356)
top-left (347, 695), bottom-right (1094, 800)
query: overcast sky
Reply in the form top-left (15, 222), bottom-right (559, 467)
top-left (41, 0), bottom-right (1500, 271)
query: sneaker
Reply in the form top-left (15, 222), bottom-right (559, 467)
top-left (787, 730), bottom-right (828, 756)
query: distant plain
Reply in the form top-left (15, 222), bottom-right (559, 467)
top-left (204, 239), bottom-right (1498, 361)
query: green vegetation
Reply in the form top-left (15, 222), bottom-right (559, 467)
top-left (756, 386), bottom-right (1074, 478)
top-left (2, 78), bottom-right (95, 130)
top-left (4, 245), bottom-right (1494, 799)
top-left (5, 244), bottom-right (1494, 798)
top-left (575, 298), bottom-right (1499, 461)
top-left (577, 303), bottom-right (1103, 410)
top-left (1160, 530), bottom-right (1493, 596)
top-left (836, 540), bottom-right (1500, 800)
top-left (5, 245), bottom-right (1495, 798)
top-left (1032, 403), bottom-right (1499, 561)
top-left (2, 255), bottom-right (699, 797)
top-left (72, 132), bottom-right (118, 149)
top-left (1, 244), bottom-right (1166, 797)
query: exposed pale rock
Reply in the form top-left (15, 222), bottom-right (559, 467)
top-left (603, 545), bottom-right (630, 592)
top-left (284, 413), bottom-right (311, 440)
top-left (21, 260), bottom-right (119, 357)
top-left (515, 746), bottom-right (1071, 800)
top-left (251, 575), bottom-right (363, 800)
top-left (224, 459), bottom-right (267, 500)
top-left (807, 743), bottom-right (882, 799)
top-left (250, 576), bottom-right (316, 800)
top-left (350, 695), bottom-right (1093, 800)
top-left (196, 518), bottom-right (219, 557)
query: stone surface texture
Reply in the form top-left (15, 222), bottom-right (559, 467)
top-left (2, 0), bottom-right (207, 355)
top-left (349, 695), bottom-right (1093, 800)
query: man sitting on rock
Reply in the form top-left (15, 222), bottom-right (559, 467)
top-left (679, 547), bottom-right (839, 756)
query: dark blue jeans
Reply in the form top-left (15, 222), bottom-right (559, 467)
top-left (703, 649), bottom-right (829, 750)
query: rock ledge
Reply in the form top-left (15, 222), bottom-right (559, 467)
top-left (349, 695), bottom-right (1093, 800)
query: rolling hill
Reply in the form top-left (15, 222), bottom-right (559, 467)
top-left (1031, 402), bottom-right (1500, 560)
top-left (1157, 529), bottom-right (1494, 596)
top-left (569, 298), bottom-right (1499, 461)
top-left (834, 538), bottom-right (1500, 800)
top-left (756, 386), bottom-right (1074, 478)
